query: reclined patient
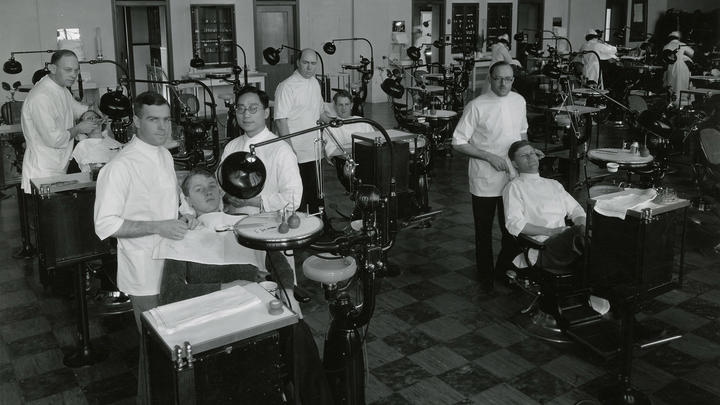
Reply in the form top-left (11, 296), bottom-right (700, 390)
top-left (502, 140), bottom-right (586, 270)
top-left (155, 168), bottom-right (295, 305)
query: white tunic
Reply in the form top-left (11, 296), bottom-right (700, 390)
top-left (274, 71), bottom-right (324, 163)
top-left (452, 91), bottom-right (528, 197)
top-left (94, 136), bottom-right (179, 296)
top-left (490, 43), bottom-right (521, 67)
top-left (663, 39), bottom-right (694, 106)
top-left (20, 75), bottom-right (88, 192)
top-left (579, 39), bottom-right (617, 85)
top-left (221, 127), bottom-right (303, 212)
top-left (324, 117), bottom-right (374, 157)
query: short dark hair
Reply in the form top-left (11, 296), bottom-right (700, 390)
top-left (50, 49), bottom-right (78, 65)
top-left (333, 90), bottom-right (352, 104)
top-left (489, 61), bottom-right (512, 77)
top-left (133, 91), bottom-right (169, 118)
top-left (508, 140), bottom-right (532, 160)
top-left (585, 34), bottom-right (599, 41)
top-left (235, 86), bottom-right (269, 109)
top-left (181, 167), bottom-right (215, 195)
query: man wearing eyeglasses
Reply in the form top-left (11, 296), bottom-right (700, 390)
top-left (221, 86), bottom-right (303, 213)
top-left (452, 61), bottom-right (528, 292)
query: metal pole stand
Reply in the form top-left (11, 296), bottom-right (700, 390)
top-left (63, 263), bottom-right (107, 368)
top-left (12, 184), bottom-right (35, 259)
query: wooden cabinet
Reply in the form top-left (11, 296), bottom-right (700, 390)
top-left (191, 5), bottom-right (236, 68)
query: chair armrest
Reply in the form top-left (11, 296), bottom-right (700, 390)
top-left (518, 233), bottom-right (546, 250)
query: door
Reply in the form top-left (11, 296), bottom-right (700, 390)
top-left (254, 4), bottom-right (297, 98)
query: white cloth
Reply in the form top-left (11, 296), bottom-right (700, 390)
top-left (324, 117), bottom-right (374, 157)
top-left (146, 285), bottom-right (261, 335)
top-left (274, 70), bottom-right (324, 163)
top-left (153, 212), bottom-right (266, 268)
top-left (490, 43), bottom-right (521, 67)
top-left (221, 127), bottom-right (303, 212)
top-left (452, 91), bottom-right (528, 196)
top-left (503, 173), bottom-right (585, 267)
top-left (94, 136), bottom-right (179, 296)
top-left (592, 188), bottom-right (657, 220)
top-left (20, 75), bottom-right (89, 192)
top-left (579, 39), bottom-right (618, 85)
top-left (71, 131), bottom-right (122, 172)
top-left (663, 40), bottom-right (694, 106)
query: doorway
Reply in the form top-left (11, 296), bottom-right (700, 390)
top-left (113, 0), bottom-right (172, 96)
top-left (517, 0), bottom-right (544, 67)
top-left (411, 0), bottom-right (445, 66)
top-left (254, 2), bottom-right (297, 98)
top-left (605, 0), bottom-right (628, 46)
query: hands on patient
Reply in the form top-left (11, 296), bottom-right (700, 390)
top-left (156, 219), bottom-right (192, 240)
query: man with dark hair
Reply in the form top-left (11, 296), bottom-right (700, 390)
top-left (94, 91), bottom-right (193, 404)
top-left (503, 140), bottom-right (585, 270)
top-left (274, 48), bottom-right (329, 212)
top-left (20, 49), bottom-right (97, 193)
top-left (221, 86), bottom-right (303, 213)
top-left (452, 61), bottom-right (528, 291)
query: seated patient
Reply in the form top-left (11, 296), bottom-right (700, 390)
top-left (502, 140), bottom-right (586, 270)
top-left (71, 110), bottom-right (122, 173)
top-left (157, 168), bottom-right (295, 305)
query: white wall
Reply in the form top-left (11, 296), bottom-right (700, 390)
top-left (0, 0), bottom-right (117, 96)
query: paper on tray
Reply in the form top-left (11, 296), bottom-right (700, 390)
top-left (146, 285), bottom-right (261, 335)
top-left (593, 188), bottom-right (657, 220)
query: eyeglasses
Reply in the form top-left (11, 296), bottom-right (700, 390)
top-left (236, 104), bottom-right (261, 114)
top-left (491, 76), bottom-right (515, 83)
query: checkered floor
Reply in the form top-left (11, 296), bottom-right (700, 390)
top-left (1, 103), bottom-right (719, 404)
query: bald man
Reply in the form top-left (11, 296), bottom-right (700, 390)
top-left (274, 48), bottom-right (328, 212)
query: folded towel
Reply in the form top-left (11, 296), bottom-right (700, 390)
top-left (593, 188), bottom-right (657, 220)
top-left (146, 285), bottom-right (261, 335)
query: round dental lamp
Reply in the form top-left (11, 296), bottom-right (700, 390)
top-left (32, 64), bottom-right (51, 84)
top-left (406, 46), bottom-right (422, 62)
top-left (190, 53), bottom-right (205, 68)
top-left (99, 87), bottom-right (133, 143)
top-left (3, 57), bottom-right (22, 75)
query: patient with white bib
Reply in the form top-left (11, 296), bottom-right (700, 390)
top-left (154, 168), bottom-right (296, 308)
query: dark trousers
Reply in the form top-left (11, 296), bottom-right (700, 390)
top-left (471, 195), bottom-right (517, 287)
top-left (299, 161), bottom-right (322, 213)
top-left (539, 224), bottom-right (586, 270)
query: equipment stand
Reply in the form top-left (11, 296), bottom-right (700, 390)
top-left (13, 184), bottom-right (35, 258)
top-left (63, 263), bottom-right (107, 367)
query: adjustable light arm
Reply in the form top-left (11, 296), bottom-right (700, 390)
top-left (235, 43), bottom-right (249, 86)
top-left (3, 50), bottom-right (55, 74)
top-left (80, 58), bottom-right (133, 98)
top-left (326, 37), bottom-right (374, 78)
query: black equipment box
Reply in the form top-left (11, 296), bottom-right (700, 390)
top-left (352, 134), bottom-right (410, 194)
top-left (142, 283), bottom-right (299, 404)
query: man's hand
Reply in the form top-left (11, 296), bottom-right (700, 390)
top-left (547, 226), bottom-right (568, 237)
top-left (534, 148), bottom-right (545, 160)
top-left (180, 214), bottom-right (199, 230)
top-left (486, 154), bottom-right (510, 173)
top-left (71, 119), bottom-right (98, 139)
top-left (221, 279), bottom-right (252, 289)
top-left (156, 219), bottom-right (190, 240)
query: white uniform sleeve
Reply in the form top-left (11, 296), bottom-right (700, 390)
top-left (274, 82), bottom-right (292, 120)
top-left (262, 146), bottom-right (303, 212)
top-left (28, 94), bottom-right (74, 149)
top-left (94, 162), bottom-right (129, 240)
top-left (519, 98), bottom-right (529, 135)
top-left (452, 103), bottom-right (477, 146)
top-left (502, 181), bottom-right (527, 236)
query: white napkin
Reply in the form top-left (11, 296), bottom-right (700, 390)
top-left (593, 188), bottom-right (657, 220)
top-left (146, 285), bottom-right (261, 335)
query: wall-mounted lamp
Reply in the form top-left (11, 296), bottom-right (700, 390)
top-left (3, 50), bottom-right (55, 74)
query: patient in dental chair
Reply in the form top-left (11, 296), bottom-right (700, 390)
top-left (156, 168), bottom-right (295, 305)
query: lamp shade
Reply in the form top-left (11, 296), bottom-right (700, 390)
top-left (3, 57), bottom-right (22, 74)
top-left (262, 47), bottom-right (281, 65)
top-left (323, 42), bottom-right (336, 55)
top-left (190, 54), bottom-right (205, 68)
top-left (217, 151), bottom-right (267, 199)
top-left (32, 67), bottom-right (50, 84)
top-left (99, 88), bottom-right (132, 120)
top-left (381, 78), bottom-right (404, 99)
top-left (406, 46), bottom-right (421, 61)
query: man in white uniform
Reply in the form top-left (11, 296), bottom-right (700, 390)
top-left (490, 33), bottom-right (522, 68)
top-left (663, 31), bottom-right (694, 107)
top-left (503, 140), bottom-right (586, 270)
top-left (324, 90), bottom-right (374, 158)
top-left (222, 86), bottom-right (303, 212)
top-left (274, 48), bottom-right (328, 212)
top-left (20, 49), bottom-right (97, 193)
top-left (578, 29), bottom-right (618, 87)
top-left (452, 61), bottom-right (528, 291)
top-left (94, 91), bottom-right (192, 404)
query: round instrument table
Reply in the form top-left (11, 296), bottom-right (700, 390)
top-left (415, 109), bottom-right (457, 120)
top-left (588, 148), bottom-right (654, 169)
top-left (232, 212), bottom-right (323, 251)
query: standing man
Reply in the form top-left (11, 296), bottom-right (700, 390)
top-left (274, 48), bottom-right (328, 213)
top-left (20, 49), bottom-right (97, 193)
top-left (663, 31), bottom-right (694, 107)
top-left (578, 29), bottom-right (618, 88)
top-left (452, 61), bottom-right (528, 292)
top-left (222, 86), bottom-right (303, 213)
top-left (94, 91), bottom-right (193, 404)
